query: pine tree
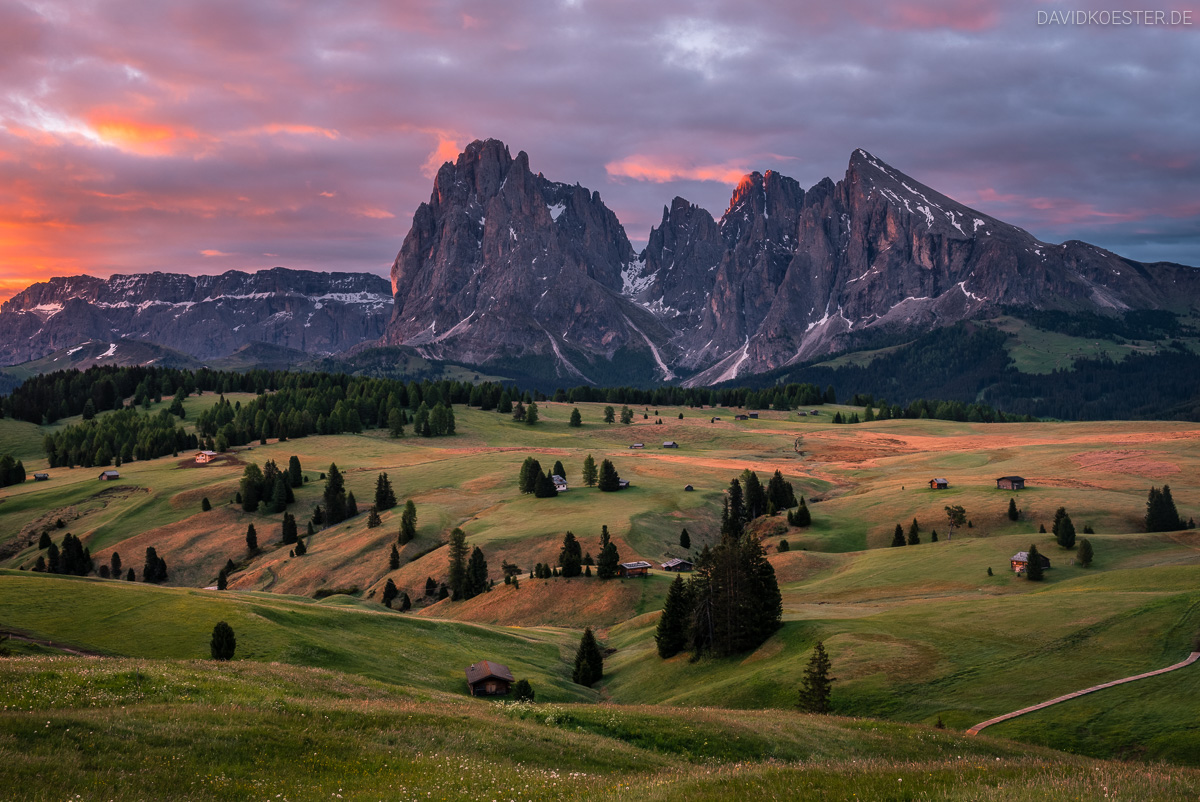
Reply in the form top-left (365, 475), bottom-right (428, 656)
top-left (210, 621), bottom-right (236, 661)
top-left (398, 592), bottom-right (411, 612)
top-left (323, 463), bottom-right (347, 524)
top-left (533, 470), bottom-right (558, 498)
top-left (398, 500), bottom-right (417, 544)
top-left (907, 522), bottom-right (920, 545)
top-left (525, 401), bottom-right (539, 425)
top-left (382, 579), bottom-right (399, 608)
top-left (375, 472), bottom-right (397, 510)
top-left (597, 459), bottom-right (620, 492)
top-left (268, 475), bottom-right (289, 514)
top-left (552, 460), bottom-right (566, 480)
top-left (1025, 544), bottom-right (1045, 581)
top-left (389, 544), bottom-right (400, 570)
top-left (126, 568), bottom-right (136, 581)
top-left (367, 506), bottom-right (382, 528)
top-left (797, 640), bottom-right (835, 714)
top-left (512, 679), bottom-right (535, 702)
top-left (388, 407), bottom-right (405, 438)
top-left (518, 457), bottom-right (542, 494)
top-left (689, 531), bottom-right (781, 657)
top-left (1077, 538), bottom-right (1094, 567)
top-left (581, 454), bottom-right (598, 487)
top-left (110, 551), bottom-right (121, 578)
top-left (1055, 510), bottom-right (1077, 549)
top-left (679, 528), bottom-right (691, 550)
top-left (1146, 485), bottom-right (1185, 532)
top-left (766, 469), bottom-right (797, 510)
top-left (742, 470), bottom-right (767, 520)
top-left (603, 405), bottom-right (615, 423)
top-left (288, 455), bottom-right (303, 487)
top-left (655, 574), bottom-right (692, 658)
top-left (425, 576), bottom-right (437, 597)
top-left (281, 512), bottom-right (298, 545)
top-left (294, 537), bottom-right (306, 556)
top-left (891, 524), bottom-right (906, 547)
top-left (778, 539), bottom-right (790, 552)
top-left (201, 497), bottom-right (212, 512)
top-left (569, 408), bottom-right (582, 427)
top-left (448, 527), bottom-right (469, 600)
top-left (559, 531), bottom-right (583, 577)
top-left (930, 529), bottom-right (938, 542)
top-left (1007, 497), bottom-right (1019, 522)
top-left (1052, 507), bottom-right (1067, 539)
top-left (572, 627), bottom-right (604, 686)
top-left (944, 505), bottom-right (966, 537)
top-left (217, 569), bottom-right (228, 590)
top-left (240, 463), bottom-right (264, 512)
top-left (596, 525), bottom-right (620, 579)
top-left (792, 497), bottom-right (811, 527)
top-left (345, 491), bottom-right (358, 519)
top-left (465, 546), bottom-right (489, 599)
top-left (245, 523), bottom-right (258, 554)
top-left (619, 405), bottom-right (633, 424)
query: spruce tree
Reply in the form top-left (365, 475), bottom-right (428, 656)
top-left (553, 460), bottom-right (566, 480)
top-left (389, 544), bottom-right (400, 570)
top-left (533, 470), bottom-right (558, 498)
top-left (201, 497), bottom-right (212, 512)
top-left (447, 527), bottom-right (469, 600)
top-left (596, 525), bottom-right (620, 579)
top-left (597, 459), bottom-right (620, 492)
top-left (375, 472), bottom-right (397, 510)
top-left (513, 679), bottom-right (535, 701)
top-left (792, 497), bottom-right (811, 527)
top-left (288, 455), bottom-right (303, 487)
top-left (38, 531), bottom-right (51, 550)
top-left (217, 569), bottom-right (228, 590)
top-left (126, 568), bottom-right (136, 581)
top-left (1077, 538), bottom-right (1094, 567)
top-left (425, 577), bottom-right (437, 597)
top-left (1007, 497), bottom-right (1019, 522)
top-left (690, 531), bottom-right (781, 657)
top-left (907, 523), bottom-right (920, 545)
top-left (930, 529), bottom-right (938, 542)
top-left (778, 539), bottom-right (790, 552)
top-left (1052, 507), bottom-right (1067, 540)
top-left (766, 469), bottom-right (797, 510)
top-left (572, 627), bottom-right (604, 686)
top-left (797, 640), bottom-right (835, 714)
top-left (323, 463), bottom-right (347, 524)
top-left (1146, 485), bottom-right (1185, 532)
top-left (398, 592), bottom-right (411, 612)
top-left (367, 506), bottom-right (382, 528)
top-left (581, 454), bottom-right (598, 487)
top-left (655, 574), bottom-right (692, 658)
top-left (398, 500), bottom-right (418, 544)
top-left (345, 491), bottom-right (358, 519)
top-left (245, 523), bottom-right (258, 554)
top-left (465, 546), bottom-right (489, 599)
top-left (569, 408), bottom-right (582, 427)
top-left (603, 405), bottom-right (615, 423)
top-left (210, 621), bottom-right (236, 661)
top-left (382, 579), bottom-right (399, 608)
top-left (680, 528), bottom-right (691, 550)
top-left (1055, 510), bottom-right (1076, 549)
top-left (268, 475), bottom-right (289, 514)
top-left (1025, 544), bottom-right (1045, 581)
top-left (619, 405), bottom-right (633, 424)
top-left (281, 512), bottom-right (298, 545)
top-left (518, 457), bottom-right (542, 494)
top-left (524, 401), bottom-right (539, 425)
top-left (559, 531), bottom-right (583, 577)
top-left (891, 524), bottom-right (906, 547)
top-left (110, 551), bottom-right (121, 578)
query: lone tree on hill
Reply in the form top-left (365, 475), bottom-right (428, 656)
top-left (389, 544), bottom-right (400, 570)
top-left (217, 569), bottom-right (228, 590)
top-left (281, 512), bottom-right (298, 545)
top-left (679, 528), bottom-right (691, 550)
top-left (572, 627), bottom-right (604, 686)
top-left (1077, 538), bottom-right (1094, 567)
top-left (1146, 485), bottom-right (1185, 532)
top-left (569, 408), bottom-right (582, 427)
top-left (797, 640), bottom-right (835, 714)
top-left (524, 401), bottom-right (539, 425)
top-left (944, 505), bottom-right (966, 539)
top-left (323, 463), bottom-right (348, 524)
top-left (398, 500), bottom-right (418, 544)
top-left (581, 454), bottom-right (598, 487)
top-left (891, 524), bottom-right (906, 547)
top-left (375, 472), bottom-right (397, 511)
top-left (447, 527), bottom-right (469, 600)
top-left (1026, 544), bottom-right (1045, 581)
top-left (559, 531), bottom-right (583, 577)
top-left (210, 621), bottom-right (236, 661)
top-left (367, 506), bottom-right (382, 528)
top-left (201, 497), bottom-right (211, 512)
top-left (656, 574), bottom-right (692, 658)
top-left (603, 405), bottom-right (615, 423)
top-left (245, 523), bottom-right (258, 554)
top-left (597, 459), bottom-right (621, 492)
top-left (1007, 498), bottom-right (1019, 522)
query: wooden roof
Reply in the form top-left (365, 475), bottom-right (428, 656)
top-left (465, 660), bottom-right (514, 685)
top-left (620, 560), bottom-right (653, 570)
top-left (996, 476), bottom-right (1025, 482)
top-left (661, 558), bottom-right (693, 569)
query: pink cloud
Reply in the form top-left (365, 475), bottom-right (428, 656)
top-left (605, 156), bottom-right (748, 185)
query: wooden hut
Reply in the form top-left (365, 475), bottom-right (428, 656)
top-left (465, 660), bottom-right (514, 697)
top-left (929, 478), bottom-right (949, 490)
top-left (618, 561), bottom-right (652, 578)
top-left (996, 476), bottom-right (1025, 490)
top-left (98, 470), bottom-right (120, 481)
top-left (661, 558), bottom-right (693, 572)
top-left (1010, 551), bottom-right (1051, 573)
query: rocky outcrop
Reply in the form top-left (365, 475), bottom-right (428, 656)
top-left (0, 268), bottom-right (392, 366)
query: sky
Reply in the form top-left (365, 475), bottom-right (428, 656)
top-left (1, 0), bottom-right (1198, 303)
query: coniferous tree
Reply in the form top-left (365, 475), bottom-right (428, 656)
top-left (513, 678), bottom-right (535, 701)
top-left (511, 400), bottom-right (525, 422)
top-left (1007, 497), bottom-right (1019, 521)
top-left (680, 528), bottom-right (691, 550)
top-left (656, 574), bottom-right (692, 658)
top-left (524, 401), bottom-right (539, 425)
top-left (398, 592), bottom-right (411, 612)
top-left (569, 408), bottom-right (582, 427)
top-left (559, 531), bottom-right (583, 577)
top-left (907, 522), bottom-right (920, 545)
top-left (126, 568), bottom-right (136, 581)
top-left (1025, 544), bottom-right (1045, 581)
top-left (375, 472), bottom-right (397, 510)
top-left (721, 479), bottom-right (746, 540)
top-left (110, 551), bottom-right (121, 578)
top-left (891, 524), bottom-right (906, 547)
top-left (323, 463), bottom-right (347, 524)
top-left (1052, 507), bottom-right (1068, 540)
top-left (398, 500), bottom-right (418, 544)
top-left (552, 460), bottom-right (566, 480)
top-left (603, 405), bottom-right (615, 423)
top-left (619, 405), bottom-right (633, 424)
top-left (281, 512), bottom-right (298, 545)
top-left (518, 457), bottom-right (542, 494)
top-left (689, 525), bottom-right (781, 657)
top-left (597, 459), bottom-right (620, 492)
top-left (797, 640), bottom-right (835, 714)
top-left (38, 531), bottom-right (52, 550)
top-left (572, 627), bottom-right (604, 686)
top-left (465, 545), bottom-right (489, 599)
top-left (447, 527), bottom-right (469, 600)
top-left (596, 525), bottom-right (620, 579)
top-left (1039, 523), bottom-right (1046, 533)
top-left (210, 621), bottom-right (236, 661)
top-left (217, 569), bottom-right (228, 590)
top-left (581, 454), bottom-right (598, 487)
top-left (1077, 538), bottom-right (1094, 567)
top-left (268, 476), bottom-right (289, 514)
top-left (778, 539), bottom-right (790, 552)
top-left (944, 505), bottom-right (966, 537)
top-left (240, 463), bottom-right (265, 512)
top-left (382, 579), bottom-right (399, 608)
top-left (294, 535), bottom-right (307, 556)
top-left (1146, 485), bottom-right (1185, 532)
top-left (533, 470), bottom-right (558, 498)
top-left (1055, 510), bottom-right (1077, 549)
top-left (742, 470), bottom-right (767, 520)
top-left (245, 523), bottom-right (258, 554)
top-left (930, 529), bottom-right (938, 542)
top-left (288, 455), bottom-right (303, 487)
top-left (367, 506), bottom-right (382, 528)
top-left (345, 491), bottom-right (358, 519)
top-left (201, 497), bottom-right (212, 512)
top-left (424, 577), bottom-right (437, 597)
top-left (389, 544), bottom-right (400, 570)
top-left (766, 469), bottom-right (797, 511)
top-left (792, 497), bottom-right (811, 527)
top-left (388, 408), bottom-right (405, 438)
top-left (46, 542), bottom-right (61, 574)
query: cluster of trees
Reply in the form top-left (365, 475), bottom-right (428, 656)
top-left (31, 532), bottom-right (93, 576)
top-left (0, 454), bottom-right (27, 487)
top-left (142, 546), bottom-right (169, 583)
top-left (572, 627), bottom-right (604, 686)
top-left (446, 528), bottom-right (489, 601)
top-left (656, 478), bottom-right (782, 659)
top-left (316, 463), bottom-right (357, 526)
top-left (518, 457), bottom-right (563, 498)
top-left (1146, 485), bottom-right (1189, 532)
top-left (786, 498), bottom-right (811, 527)
top-left (43, 407), bottom-right (197, 468)
top-left (239, 457), bottom-right (300, 513)
top-left (891, 518), bottom-right (928, 547)
top-left (1051, 507), bottom-right (1077, 549)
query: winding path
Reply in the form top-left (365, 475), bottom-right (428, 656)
top-left (967, 651), bottom-right (1200, 736)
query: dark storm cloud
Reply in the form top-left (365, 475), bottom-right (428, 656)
top-left (1, 0), bottom-right (1197, 300)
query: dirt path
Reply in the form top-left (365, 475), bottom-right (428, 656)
top-left (1, 629), bottom-right (106, 658)
top-left (966, 651), bottom-right (1200, 736)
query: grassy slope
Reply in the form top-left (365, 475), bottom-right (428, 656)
top-left (3, 657), bottom-right (1199, 802)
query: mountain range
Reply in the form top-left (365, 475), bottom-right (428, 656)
top-left (2, 140), bottom-right (1197, 386)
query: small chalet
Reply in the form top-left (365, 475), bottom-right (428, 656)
top-left (98, 470), bottom-right (120, 481)
top-left (551, 474), bottom-right (568, 493)
top-left (929, 478), bottom-right (949, 490)
top-left (748, 412), bottom-right (759, 419)
top-left (1010, 551), bottom-right (1051, 573)
top-left (662, 441), bottom-right (678, 448)
top-left (465, 660), bottom-right (514, 697)
top-left (996, 476), bottom-right (1026, 491)
top-left (734, 414), bottom-right (749, 421)
top-left (684, 484), bottom-right (694, 492)
top-left (33, 473), bottom-right (49, 481)
top-left (630, 443), bottom-right (644, 449)
top-left (195, 450), bottom-right (219, 464)
top-left (661, 558), bottom-right (693, 572)
top-left (618, 560), bottom-right (652, 577)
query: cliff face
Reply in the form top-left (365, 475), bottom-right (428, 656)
top-left (0, 268), bottom-right (392, 366)
top-left (385, 139), bottom-right (675, 382)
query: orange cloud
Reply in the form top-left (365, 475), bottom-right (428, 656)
top-left (247, 123), bottom-right (340, 139)
top-left (87, 114), bottom-right (200, 156)
top-left (605, 156), bottom-right (748, 185)
top-left (200, 249), bottom-right (232, 257)
top-left (355, 206), bottom-right (395, 219)
top-left (422, 133), bottom-right (463, 177)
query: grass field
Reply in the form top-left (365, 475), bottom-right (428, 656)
top-left (4, 398), bottom-right (1200, 780)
